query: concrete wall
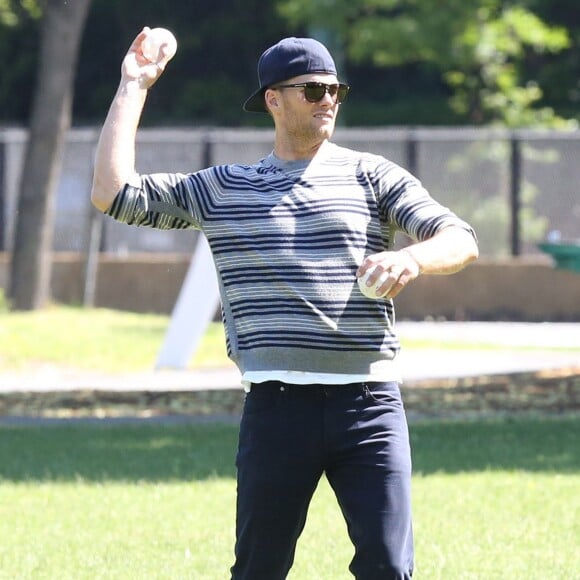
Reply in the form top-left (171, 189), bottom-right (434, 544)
top-left (394, 257), bottom-right (580, 321)
top-left (1, 253), bottom-right (578, 321)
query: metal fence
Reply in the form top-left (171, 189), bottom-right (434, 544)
top-left (1, 126), bottom-right (578, 257)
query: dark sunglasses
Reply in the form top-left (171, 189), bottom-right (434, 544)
top-left (274, 81), bottom-right (350, 104)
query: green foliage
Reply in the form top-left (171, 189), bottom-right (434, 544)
top-left (73, 0), bottom-right (293, 127)
top-left (0, 288), bottom-right (9, 312)
top-left (0, 0), bottom-right (17, 25)
top-left (278, 0), bottom-right (578, 127)
top-left (445, 5), bottom-right (573, 127)
top-left (0, 0), bottom-right (40, 26)
top-left (0, 3), bottom-right (40, 120)
top-left (0, 0), bottom-right (578, 126)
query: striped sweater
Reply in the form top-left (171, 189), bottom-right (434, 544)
top-left (106, 140), bottom-right (475, 376)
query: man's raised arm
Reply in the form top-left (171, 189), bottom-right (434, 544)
top-left (91, 27), bottom-right (176, 212)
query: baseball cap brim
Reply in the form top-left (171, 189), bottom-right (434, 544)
top-left (243, 88), bottom-right (267, 113)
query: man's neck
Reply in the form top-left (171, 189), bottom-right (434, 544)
top-left (273, 136), bottom-right (328, 161)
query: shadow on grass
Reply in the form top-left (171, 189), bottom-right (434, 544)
top-left (0, 416), bottom-right (578, 482)
top-left (0, 421), bottom-right (239, 482)
top-left (410, 415), bottom-right (580, 475)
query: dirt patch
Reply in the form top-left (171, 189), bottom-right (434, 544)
top-left (401, 366), bottom-right (580, 419)
top-left (1, 367), bottom-right (578, 421)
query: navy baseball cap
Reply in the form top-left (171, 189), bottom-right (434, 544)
top-left (243, 37), bottom-right (338, 113)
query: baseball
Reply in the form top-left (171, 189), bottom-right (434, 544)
top-left (357, 268), bottom-right (390, 299)
top-left (141, 28), bottom-right (177, 63)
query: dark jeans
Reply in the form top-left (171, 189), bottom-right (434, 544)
top-left (230, 381), bottom-right (414, 580)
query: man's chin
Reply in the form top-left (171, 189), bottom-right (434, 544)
top-left (316, 121), bottom-right (335, 140)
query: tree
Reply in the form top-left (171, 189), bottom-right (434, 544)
top-left (9, 0), bottom-right (92, 310)
top-left (1, 1), bottom-right (577, 127)
top-left (277, 0), bottom-right (575, 127)
top-left (444, 5), bottom-right (572, 127)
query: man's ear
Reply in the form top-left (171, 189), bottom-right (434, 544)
top-left (265, 89), bottom-right (279, 111)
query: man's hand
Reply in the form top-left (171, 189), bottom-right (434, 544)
top-left (121, 27), bottom-right (175, 89)
top-left (356, 227), bottom-right (479, 299)
top-left (356, 249), bottom-right (421, 299)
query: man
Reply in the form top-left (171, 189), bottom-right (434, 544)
top-left (92, 30), bottom-right (478, 580)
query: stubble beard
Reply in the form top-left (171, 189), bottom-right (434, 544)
top-left (290, 115), bottom-right (336, 150)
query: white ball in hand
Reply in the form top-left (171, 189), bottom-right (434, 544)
top-left (141, 28), bottom-right (177, 63)
top-left (357, 268), bottom-right (390, 299)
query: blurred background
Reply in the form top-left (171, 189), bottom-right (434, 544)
top-left (0, 0), bottom-right (579, 319)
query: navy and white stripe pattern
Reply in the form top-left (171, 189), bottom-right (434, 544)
top-left (106, 141), bottom-right (475, 375)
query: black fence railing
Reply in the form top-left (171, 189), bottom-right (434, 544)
top-left (1, 127), bottom-right (579, 258)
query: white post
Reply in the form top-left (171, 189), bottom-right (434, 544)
top-left (155, 234), bottom-right (220, 369)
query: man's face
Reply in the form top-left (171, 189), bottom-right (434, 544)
top-left (266, 73), bottom-right (341, 145)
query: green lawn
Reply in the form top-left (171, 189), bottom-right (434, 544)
top-left (0, 306), bottom-right (227, 372)
top-left (1, 305), bottom-right (578, 576)
top-left (0, 416), bottom-right (578, 578)
top-left (0, 305), bottom-right (575, 373)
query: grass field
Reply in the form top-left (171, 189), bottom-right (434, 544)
top-left (1, 305), bottom-right (578, 577)
top-left (0, 416), bottom-right (578, 579)
top-left (0, 305), bottom-right (576, 373)
top-left (0, 306), bottom-right (226, 372)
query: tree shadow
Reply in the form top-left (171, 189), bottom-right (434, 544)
top-left (410, 415), bottom-right (580, 475)
top-left (0, 420), bottom-right (239, 483)
top-left (0, 415), bottom-right (577, 483)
